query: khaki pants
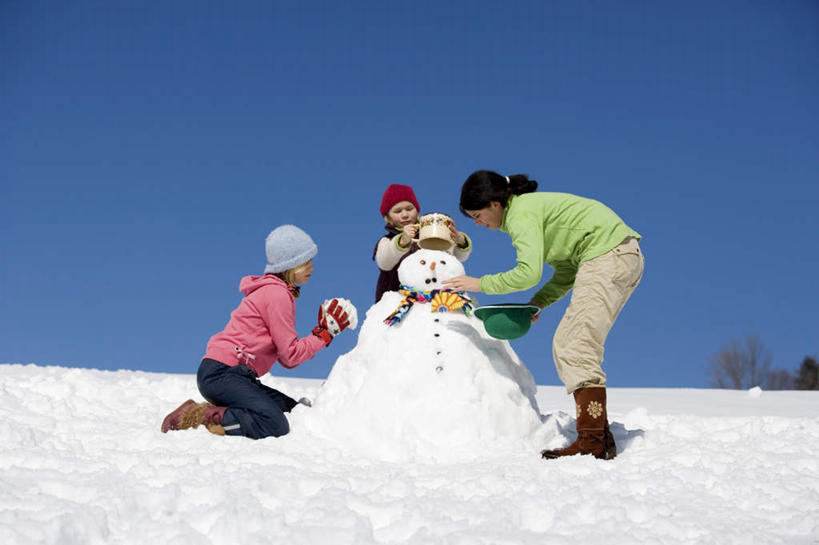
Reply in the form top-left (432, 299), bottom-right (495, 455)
top-left (552, 237), bottom-right (644, 393)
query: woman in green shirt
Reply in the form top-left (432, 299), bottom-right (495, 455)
top-left (443, 170), bottom-right (644, 460)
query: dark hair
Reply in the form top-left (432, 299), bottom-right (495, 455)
top-left (458, 170), bottom-right (538, 216)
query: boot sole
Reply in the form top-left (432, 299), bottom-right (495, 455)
top-left (540, 447), bottom-right (617, 460)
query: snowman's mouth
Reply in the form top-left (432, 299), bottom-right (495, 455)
top-left (425, 278), bottom-right (438, 284)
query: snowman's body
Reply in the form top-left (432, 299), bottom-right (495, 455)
top-left (302, 250), bottom-right (545, 461)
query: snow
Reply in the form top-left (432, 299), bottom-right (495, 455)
top-left (2, 248), bottom-right (819, 543)
top-left (1, 362), bottom-right (818, 545)
top-left (3, 253), bottom-right (818, 544)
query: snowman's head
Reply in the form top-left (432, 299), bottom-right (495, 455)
top-left (398, 249), bottom-right (466, 291)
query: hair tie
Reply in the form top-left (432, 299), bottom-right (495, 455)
top-left (504, 175), bottom-right (510, 184)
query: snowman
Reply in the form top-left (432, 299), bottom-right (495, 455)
top-left (297, 249), bottom-right (546, 462)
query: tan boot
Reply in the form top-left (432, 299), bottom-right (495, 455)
top-left (161, 400), bottom-right (227, 436)
top-left (541, 387), bottom-right (617, 460)
top-left (202, 404), bottom-right (227, 436)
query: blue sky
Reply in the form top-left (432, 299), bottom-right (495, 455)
top-left (2, 0), bottom-right (817, 388)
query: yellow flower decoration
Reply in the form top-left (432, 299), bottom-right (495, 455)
top-left (431, 291), bottom-right (467, 313)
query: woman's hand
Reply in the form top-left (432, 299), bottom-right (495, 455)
top-left (442, 275), bottom-right (481, 292)
top-left (528, 299), bottom-right (543, 323)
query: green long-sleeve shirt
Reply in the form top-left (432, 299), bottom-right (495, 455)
top-left (478, 192), bottom-right (640, 308)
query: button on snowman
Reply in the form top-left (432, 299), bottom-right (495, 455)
top-left (299, 249), bottom-right (546, 462)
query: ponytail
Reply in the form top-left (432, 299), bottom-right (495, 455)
top-left (270, 260), bottom-right (313, 298)
top-left (458, 170), bottom-right (538, 216)
top-left (272, 271), bottom-right (301, 298)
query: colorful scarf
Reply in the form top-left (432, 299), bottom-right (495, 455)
top-left (384, 286), bottom-right (474, 326)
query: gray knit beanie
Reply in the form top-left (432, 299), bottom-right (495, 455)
top-left (264, 225), bottom-right (318, 274)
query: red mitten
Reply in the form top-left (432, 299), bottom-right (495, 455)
top-left (312, 325), bottom-right (333, 345)
top-left (313, 298), bottom-right (358, 345)
top-left (320, 298), bottom-right (358, 335)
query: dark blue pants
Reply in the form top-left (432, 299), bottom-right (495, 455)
top-left (197, 358), bottom-right (297, 440)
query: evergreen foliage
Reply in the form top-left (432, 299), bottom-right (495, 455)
top-left (794, 356), bottom-right (819, 390)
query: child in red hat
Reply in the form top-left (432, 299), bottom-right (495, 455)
top-left (373, 184), bottom-right (472, 302)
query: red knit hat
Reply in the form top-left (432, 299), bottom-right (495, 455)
top-left (379, 184), bottom-right (421, 217)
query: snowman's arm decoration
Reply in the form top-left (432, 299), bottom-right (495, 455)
top-left (313, 298), bottom-right (358, 345)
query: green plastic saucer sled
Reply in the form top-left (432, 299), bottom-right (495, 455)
top-left (474, 303), bottom-right (540, 340)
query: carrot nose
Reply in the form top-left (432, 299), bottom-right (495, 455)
top-left (430, 262), bottom-right (436, 271)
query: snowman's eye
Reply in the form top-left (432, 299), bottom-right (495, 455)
top-left (440, 260), bottom-right (446, 265)
top-left (420, 260), bottom-right (426, 265)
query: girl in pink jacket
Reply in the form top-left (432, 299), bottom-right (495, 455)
top-left (161, 225), bottom-right (357, 439)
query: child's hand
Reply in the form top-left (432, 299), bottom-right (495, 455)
top-left (448, 223), bottom-right (466, 246)
top-left (313, 298), bottom-right (359, 345)
top-left (399, 225), bottom-right (417, 247)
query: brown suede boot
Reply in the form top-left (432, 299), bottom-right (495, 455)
top-left (541, 387), bottom-right (617, 460)
top-left (161, 400), bottom-right (227, 436)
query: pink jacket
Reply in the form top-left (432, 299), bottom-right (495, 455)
top-left (204, 275), bottom-right (325, 376)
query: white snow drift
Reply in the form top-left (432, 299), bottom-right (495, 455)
top-left (1, 363), bottom-right (818, 545)
top-left (2, 254), bottom-right (818, 544)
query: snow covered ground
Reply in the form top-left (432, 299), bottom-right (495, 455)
top-left (1, 363), bottom-right (818, 545)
